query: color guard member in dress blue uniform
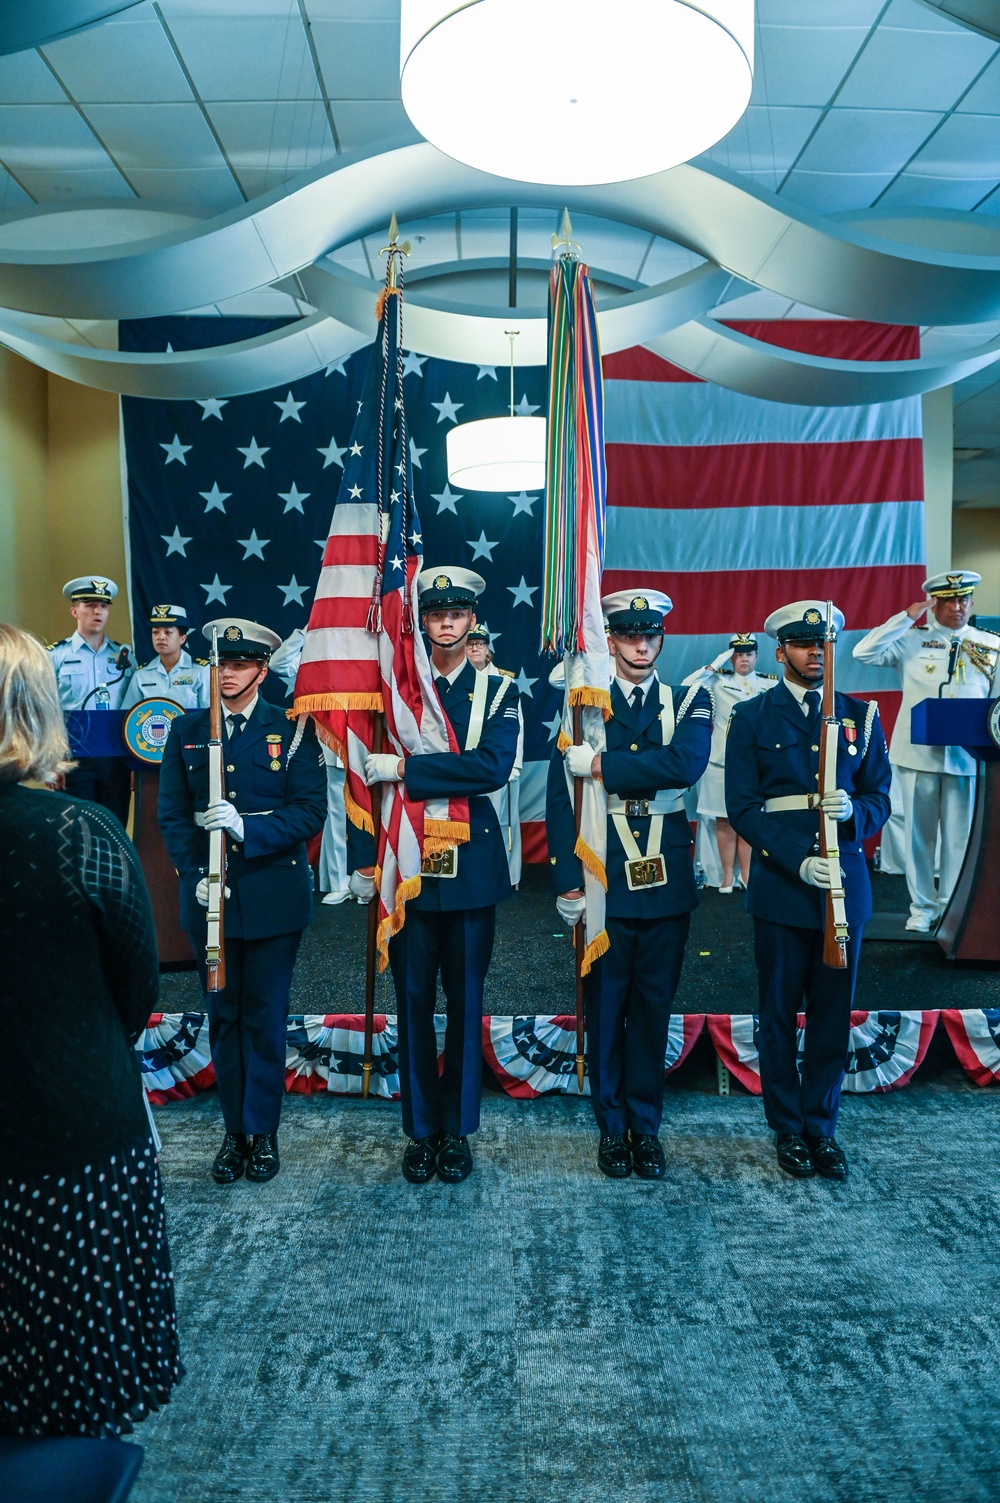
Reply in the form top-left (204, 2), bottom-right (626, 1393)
top-left (352, 567), bottom-right (520, 1185)
top-left (122, 603), bottom-right (209, 711)
top-left (725, 601), bottom-right (892, 1181)
top-left (158, 618), bottom-right (326, 1185)
top-left (547, 589), bottom-right (712, 1180)
top-left (50, 576), bottom-right (135, 824)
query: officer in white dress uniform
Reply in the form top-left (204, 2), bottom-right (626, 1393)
top-left (122, 604), bottom-right (209, 711)
top-left (49, 576), bottom-right (135, 824)
top-left (852, 570), bottom-right (1000, 931)
top-left (268, 627), bottom-right (351, 905)
top-left (467, 622), bottom-right (523, 887)
top-left (683, 633), bottom-right (776, 892)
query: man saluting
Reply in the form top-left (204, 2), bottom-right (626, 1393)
top-left (547, 589), bottom-right (712, 1181)
top-left (725, 601), bottom-right (891, 1181)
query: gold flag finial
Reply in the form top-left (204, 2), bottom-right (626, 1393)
top-left (551, 207), bottom-right (580, 257)
top-left (379, 213), bottom-right (411, 290)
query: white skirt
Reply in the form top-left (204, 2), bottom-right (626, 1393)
top-left (696, 762), bottom-right (728, 819)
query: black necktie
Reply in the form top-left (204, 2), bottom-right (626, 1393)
top-left (228, 712), bottom-right (245, 739)
top-left (630, 685), bottom-right (643, 713)
top-left (804, 690), bottom-right (820, 728)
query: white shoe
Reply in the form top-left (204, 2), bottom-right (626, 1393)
top-left (905, 915), bottom-right (932, 932)
top-left (322, 889), bottom-right (352, 906)
top-left (718, 884), bottom-right (735, 894)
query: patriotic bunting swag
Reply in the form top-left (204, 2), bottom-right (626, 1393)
top-left (292, 247), bottom-right (467, 968)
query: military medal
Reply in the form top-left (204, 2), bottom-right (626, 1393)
top-left (843, 718), bottom-right (859, 755)
top-left (266, 735), bottom-right (283, 771)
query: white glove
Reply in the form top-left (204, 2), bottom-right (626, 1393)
top-left (564, 744), bottom-right (596, 779)
top-left (364, 753), bottom-right (403, 786)
top-left (820, 788), bottom-right (853, 822)
top-left (711, 649), bottom-right (732, 670)
top-left (799, 856), bottom-right (842, 890)
top-left (202, 800), bottom-right (244, 842)
top-left (349, 870), bottom-right (377, 903)
top-left (195, 876), bottom-right (231, 907)
top-left (556, 893), bottom-right (586, 927)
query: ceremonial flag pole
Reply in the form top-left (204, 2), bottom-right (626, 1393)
top-left (540, 211), bottom-right (611, 1093)
top-left (293, 216), bottom-right (470, 1099)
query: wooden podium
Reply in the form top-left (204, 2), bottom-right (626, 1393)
top-left (66, 709), bottom-right (194, 968)
top-left (910, 699), bottom-right (1000, 963)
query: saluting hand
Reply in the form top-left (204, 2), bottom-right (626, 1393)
top-left (906, 599), bottom-right (929, 621)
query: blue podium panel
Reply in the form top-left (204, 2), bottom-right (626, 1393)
top-left (910, 699), bottom-right (999, 762)
top-left (65, 709), bottom-right (129, 759)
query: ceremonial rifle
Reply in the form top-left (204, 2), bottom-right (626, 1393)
top-left (571, 704), bottom-right (587, 1093)
top-left (206, 626), bottom-right (226, 991)
top-left (818, 601), bottom-right (848, 970)
top-left (361, 714), bottom-right (385, 1099)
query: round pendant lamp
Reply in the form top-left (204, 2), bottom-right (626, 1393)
top-left (446, 328), bottom-right (546, 492)
top-left (400, 0), bottom-right (754, 187)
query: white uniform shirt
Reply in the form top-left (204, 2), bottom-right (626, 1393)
top-left (682, 655), bottom-right (776, 767)
top-left (121, 649), bottom-right (209, 711)
top-left (49, 630), bottom-right (134, 711)
top-left (852, 610), bottom-right (1000, 775)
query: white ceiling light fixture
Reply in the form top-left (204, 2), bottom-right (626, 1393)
top-left (446, 330), bottom-right (546, 491)
top-left (400, 0), bottom-right (754, 187)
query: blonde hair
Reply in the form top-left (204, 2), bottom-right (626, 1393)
top-left (0, 624), bottom-right (74, 783)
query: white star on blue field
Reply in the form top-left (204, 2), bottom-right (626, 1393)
top-left (121, 318), bottom-right (556, 760)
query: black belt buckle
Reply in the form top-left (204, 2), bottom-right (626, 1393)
top-left (624, 798), bottom-right (649, 818)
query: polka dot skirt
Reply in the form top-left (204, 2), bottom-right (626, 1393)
top-left (0, 1137), bottom-right (184, 1438)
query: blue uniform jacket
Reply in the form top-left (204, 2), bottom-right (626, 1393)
top-left (158, 697), bottom-right (327, 939)
top-left (724, 679), bottom-right (892, 932)
top-left (350, 661), bottom-right (521, 912)
top-left (547, 679), bottom-right (713, 919)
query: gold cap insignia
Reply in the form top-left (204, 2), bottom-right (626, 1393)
top-left (804, 608), bottom-right (822, 625)
top-left (733, 632), bottom-right (756, 645)
top-left (91, 579), bottom-right (110, 594)
top-left (630, 595), bottom-right (649, 610)
top-left (151, 604), bottom-right (172, 619)
top-left (433, 574), bottom-right (452, 590)
top-left (224, 625), bottom-right (243, 642)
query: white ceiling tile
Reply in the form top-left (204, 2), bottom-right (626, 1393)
top-left (127, 166), bottom-right (245, 214)
top-left (326, 239), bottom-right (370, 274)
top-left (751, 25), bottom-right (872, 107)
top-left (0, 172), bottom-right (34, 210)
top-left (704, 106), bottom-right (823, 177)
top-left (329, 100), bottom-right (413, 152)
top-left (904, 113), bottom-right (1000, 177)
top-left (310, 19), bottom-right (401, 100)
top-left (879, 173), bottom-right (999, 209)
top-left (163, 13), bottom-right (314, 101)
top-left (794, 108), bottom-right (940, 174)
top-left (780, 169), bottom-right (896, 213)
top-left (881, 0), bottom-right (984, 29)
top-left (0, 52), bottom-right (67, 104)
top-left (213, 288), bottom-right (302, 315)
top-left (835, 25), bottom-right (997, 110)
top-left (14, 169), bottom-right (137, 202)
top-left (306, 0), bottom-right (396, 16)
top-left (41, 18), bottom-right (192, 103)
top-left (205, 100), bottom-right (334, 197)
top-left (957, 54), bottom-right (1000, 113)
top-left (974, 185), bottom-right (1000, 211)
top-left (0, 106), bottom-right (114, 170)
top-left (84, 103), bottom-right (227, 171)
top-left (759, 0), bottom-right (885, 21)
top-left (637, 239), bottom-right (706, 285)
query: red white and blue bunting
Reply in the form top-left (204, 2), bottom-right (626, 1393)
top-left (135, 1009), bottom-right (1000, 1101)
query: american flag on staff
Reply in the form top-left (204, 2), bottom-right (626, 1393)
top-left (292, 234), bottom-right (469, 968)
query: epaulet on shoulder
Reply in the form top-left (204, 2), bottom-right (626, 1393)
top-left (496, 666), bottom-right (514, 678)
top-left (914, 624), bottom-right (929, 631)
top-left (47, 636), bottom-right (70, 650)
top-left (195, 657), bottom-right (209, 666)
top-left (760, 672), bottom-right (778, 680)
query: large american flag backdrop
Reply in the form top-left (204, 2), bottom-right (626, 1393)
top-left (122, 317), bottom-right (921, 862)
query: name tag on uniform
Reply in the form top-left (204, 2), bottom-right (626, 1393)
top-left (625, 855), bottom-right (667, 891)
top-left (421, 847), bottom-right (458, 878)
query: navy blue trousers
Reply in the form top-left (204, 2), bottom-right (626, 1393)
top-left (191, 931), bottom-right (301, 1136)
top-left (584, 913), bottom-right (690, 1136)
top-left (753, 918), bottom-right (861, 1138)
top-left (389, 905), bottom-right (495, 1140)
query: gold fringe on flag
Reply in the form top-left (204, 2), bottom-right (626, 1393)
top-left (306, 718), bottom-right (373, 833)
top-left (581, 928), bottom-right (610, 976)
top-left (423, 818), bottom-right (471, 854)
top-left (290, 692), bottom-right (384, 715)
top-left (574, 835), bottom-right (608, 890)
top-left (375, 873), bottom-right (421, 972)
top-left (568, 685), bottom-right (612, 720)
top-left (556, 729), bottom-right (573, 753)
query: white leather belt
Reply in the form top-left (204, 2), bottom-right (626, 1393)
top-left (763, 794), bottom-right (820, 813)
top-left (606, 792), bottom-right (685, 816)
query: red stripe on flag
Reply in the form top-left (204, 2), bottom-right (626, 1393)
top-left (306, 596), bottom-right (377, 630)
top-left (604, 322), bottom-right (920, 382)
top-left (294, 658), bottom-right (376, 696)
top-left (322, 534), bottom-right (378, 567)
top-left (601, 565), bottom-right (926, 634)
top-left (607, 437), bottom-right (923, 510)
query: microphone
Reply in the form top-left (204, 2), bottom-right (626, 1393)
top-left (946, 635), bottom-right (961, 682)
top-left (114, 645), bottom-right (130, 674)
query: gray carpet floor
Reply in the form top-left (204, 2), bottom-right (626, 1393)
top-left (128, 1059), bottom-right (1000, 1503)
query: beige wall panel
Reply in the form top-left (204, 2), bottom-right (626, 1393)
top-left (0, 349), bottom-right (49, 637)
top-left (953, 510), bottom-right (1000, 618)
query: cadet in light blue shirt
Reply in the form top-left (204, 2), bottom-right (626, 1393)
top-left (48, 576), bottom-right (135, 823)
top-left (123, 603), bottom-right (209, 711)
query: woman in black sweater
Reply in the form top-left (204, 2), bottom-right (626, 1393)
top-left (0, 624), bottom-right (183, 1437)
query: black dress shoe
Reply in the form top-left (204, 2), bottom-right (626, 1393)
top-left (776, 1134), bottom-right (815, 1178)
top-left (212, 1132), bottom-right (249, 1184)
top-left (597, 1132), bottom-right (632, 1179)
top-left (246, 1132), bottom-right (280, 1182)
top-left (436, 1133), bottom-right (473, 1183)
top-left (401, 1136), bottom-right (438, 1184)
top-left (806, 1135), bottom-right (849, 1180)
top-left (629, 1132), bottom-right (666, 1180)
